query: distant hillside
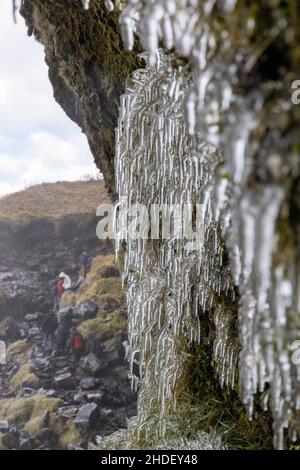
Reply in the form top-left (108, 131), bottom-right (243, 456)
top-left (0, 180), bottom-right (109, 225)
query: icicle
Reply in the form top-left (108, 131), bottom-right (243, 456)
top-left (12, 0), bottom-right (19, 23)
top-left (81, 0), bottom-right (90, 10)
top-left (104, 0), bottom-right (114, 13)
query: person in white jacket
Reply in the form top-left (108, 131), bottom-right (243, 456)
top-left (58, 272), bottom-right (72, 291)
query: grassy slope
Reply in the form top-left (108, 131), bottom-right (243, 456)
top-left (0, 180), bottom-right (109, 225)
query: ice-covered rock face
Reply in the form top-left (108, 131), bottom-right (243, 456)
top-left (115, 51), bottom-right (237, 438)
top-left (93, 0), bottom-right (299, 448)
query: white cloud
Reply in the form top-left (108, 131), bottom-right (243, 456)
top-left (0, 153), bottom-right (23, 178)
top-left (0, 80), bottom-right (8, 105)
top-left (0, 0), bottom-right (99, 197)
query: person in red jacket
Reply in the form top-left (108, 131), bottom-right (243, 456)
top-left (55, 277), bottom-right (64, 310)
top-left (69, 327), bottom-right (84, 361)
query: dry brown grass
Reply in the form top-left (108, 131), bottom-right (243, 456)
top-left (0, 394), bottom-right (83, 446)
top-left (10, 363), bottom-right (39, 392)
top-left (0, 180), bottom-right (109, 225)
top-left (0, 395), bottom-right (62, 438)
top-left (6, 340), bottom-right (30, 364)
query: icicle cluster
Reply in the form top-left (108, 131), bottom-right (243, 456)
top-left (153, 430), bottom-right (227, 450)
top-left (93, 421), bottom-right (226, 450)
top-left (77, 0), bottom-right (300, 447)
top-left (115, 51), bottom-right (236, 438)
top-left (115, 0), bottom-right (300, 448)
top-left (213, 305), bottom-right (239, 390)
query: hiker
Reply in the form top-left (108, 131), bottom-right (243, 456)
top-left (42, 311), bottom-right (58, 351)
top-left (56, 322), bottom-right (70, 355)
top-left (58, 272), bottom-right (72, 291)
top-left (54, 277), bottom-right (64, 311)
top-left (78, 251), bottom-right (89, 278)
top-left (69, 327), bottom-right (84, 361)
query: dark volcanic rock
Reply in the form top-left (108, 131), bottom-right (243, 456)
top-left (35, 428), bottom-right (57, 448)
top-left (79, 353), bottom-right (103, 376)
top-left (1, 431), bottom-right (19, 449)
top-left (19, 437), bottom-right (34, 450)
top-left (0, 420), bottom-right (9, 432)
top-left (103, 348), bottom-right (119, 366)
top-left (72, 301), bottom-right (98, 322)
top-left (74, 403), bottom-right (99, 428)
top-left (79, 378), bottom-right (97, 391)
top-left (54, 373), bottom-right (76, 390)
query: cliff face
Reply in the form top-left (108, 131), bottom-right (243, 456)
top-left (18, 0), bottom-right (300, 450)
top-left (20, 0), bottom-right (140, 196)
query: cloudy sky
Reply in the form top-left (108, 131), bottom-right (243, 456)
top-left (0, 0), bottom-right (99, 196)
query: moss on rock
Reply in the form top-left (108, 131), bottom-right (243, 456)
top-left (0, 395), bottom-right (62, 438)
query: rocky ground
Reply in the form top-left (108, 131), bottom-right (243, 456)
top-left (0, 182), bottom-right (136, 450)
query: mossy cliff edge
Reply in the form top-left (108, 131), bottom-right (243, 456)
top-left (19, 1), bottom-right (300, 449)
top-left (20, 0), bottom-right (140, 196)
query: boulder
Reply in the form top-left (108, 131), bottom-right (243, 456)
top-left (72, 301), bottom-right (98, 321)
top-left (19, 437), bottom-right (33, 450)
top-left (25, 313), bottom-right (39, 322)
top-left (74, 391), bottom-right (88, 403)
top-left (79, 353), bottom-right (102, 376)
top-left (0, 420), bottom-right (9, 432)
top-left (1, 431), bottom-right (19, 449)
top-left (28, 327), bottom-right (40, 337)
top-left (57, 406), bottom-right (78, 419)
top-left (86, 392), bottom-right (104, 404)
top-left (57, 307), bottom-right (73, 325)
top-left (103, 348), bottom-right (119, 366)
top-left (80, 377), bottom-right (97, 390)
top-left (34, 428), bottom-right (57, 447)
top-left (19, 387), bottom-right (36, 397)
top-left (54, 372), bottom-right (76, 390)
top-left (74, 403), bottom-right (99, 428)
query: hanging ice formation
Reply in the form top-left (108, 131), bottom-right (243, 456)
top-left (92, 1), bottom-right (299, 448)
top-left (115, 51), bottom-right (236, 439)
top-left (81, 0), bottom-right (91, 10)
